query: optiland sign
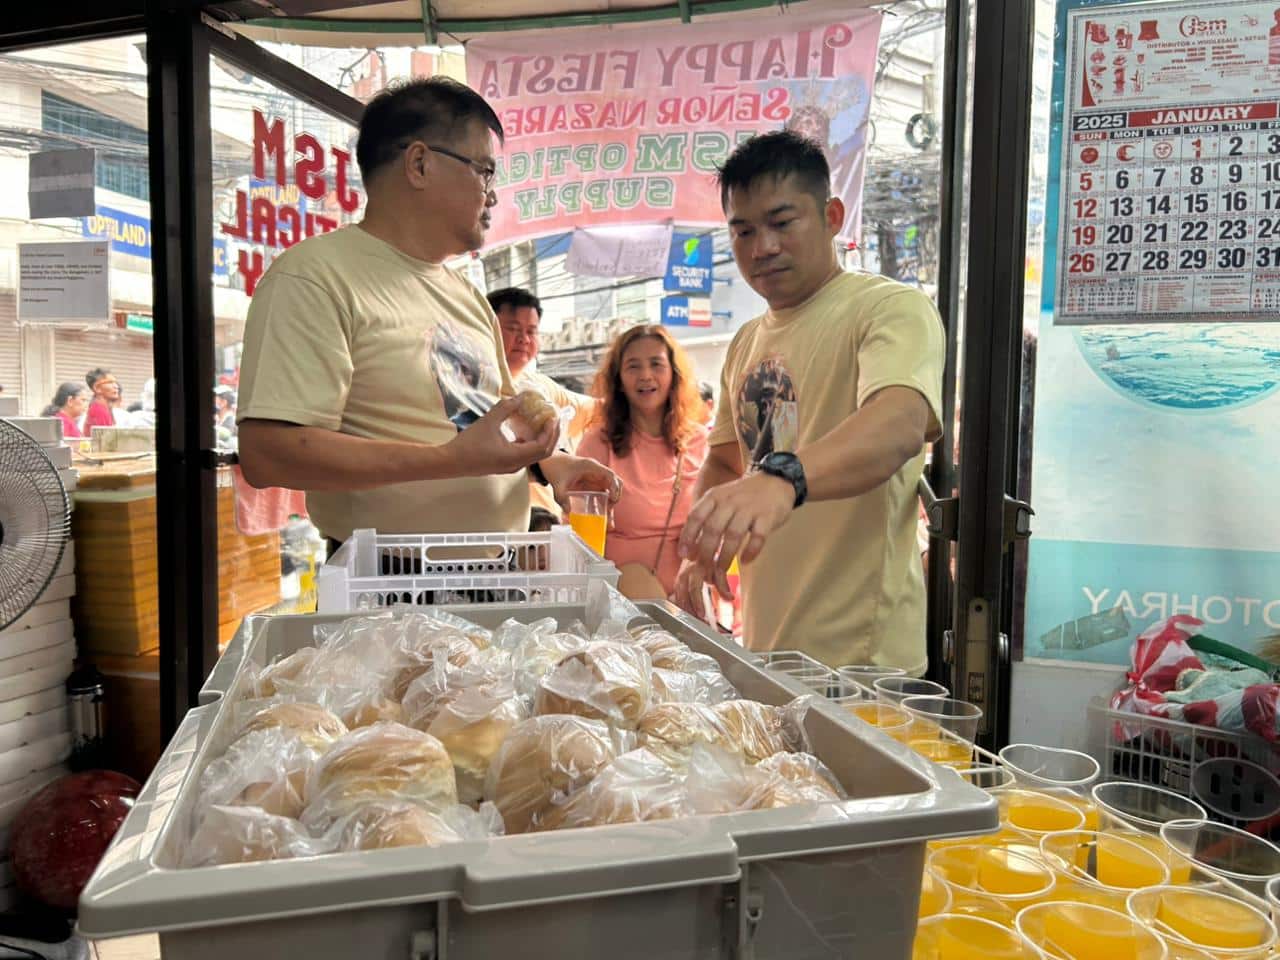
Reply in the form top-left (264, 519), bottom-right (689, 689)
top-left (1083, 587), bottom-right (1280, 630)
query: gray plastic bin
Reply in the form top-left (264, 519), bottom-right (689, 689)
top-left (80, 602), bottom-right (998, 959)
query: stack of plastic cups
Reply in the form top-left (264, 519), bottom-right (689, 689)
top-left (902, 696), bottom-right (983, 769)
top-left (762, 653), bottom-right (836, 698)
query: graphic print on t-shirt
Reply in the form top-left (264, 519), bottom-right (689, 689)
top-left (429, 319), bottom-right (503, 431)
top-left (736, 354), bottom-right (799, 468)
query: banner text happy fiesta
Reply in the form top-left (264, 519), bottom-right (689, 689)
top-left (469, 15), bottom-right (879, 244)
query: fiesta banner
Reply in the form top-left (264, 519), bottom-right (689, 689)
top-left (466, 5), bottom-right (881, 247)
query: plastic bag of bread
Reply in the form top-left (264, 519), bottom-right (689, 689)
top-left (711, 698), bottom-right (811, 764)
top-left (538, 747), bottom-right (690, 831)
top-left (636, 702), bottom-right (739, 763)
top-left (534, 641), bottom-right (653, 728)
top-left (507, 389), bottom-right (559, 437)
top-left (301, 722), bottom-right (458, 832)
top-left (401, 655), bottom-right (512, 732)
top-left (197, 727), bottom-right (320, 821)
top-left (388, 607), bottom-right (494, 650)
top-left (184, 805), bottom-right (326, 867)
top-left (747, 752), bottom-right (846, 810)
top-left (484, 715), bottom-right (634, 834)
top-left (426, 680), bottom-right (530, 805)
top-left (583, 579), bottom-right (652, 634)
top-left (329, 799), bottom-right (504, 852)
top-left (510, 630), bottom-right (590, 700)
top-left (253, 645), bottom-right (320, 699)
top-left (387, 622), bottom-right (485, 702)
top-left (650, 666), bottom-right (737, 706)
top-left (232, 699), bottom-right (348, 752)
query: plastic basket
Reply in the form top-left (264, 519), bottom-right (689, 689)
top-left (316, 526), bottom-right (619, 612)
top-left (1087, 696), bottom-right (1280, 830)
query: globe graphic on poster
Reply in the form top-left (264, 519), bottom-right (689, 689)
top-left (1075, 324), bottom-right (1280, 410)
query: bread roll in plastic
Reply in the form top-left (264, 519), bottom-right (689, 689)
top-left (538, 748), bottom-right (689, 831)
top-left (484, 715), bottom-right (632, 834)
top-left (302, 722), bottom-right (457, 832)
top-left (237, 700), bottom-right (348, 752)
top-left (184, 805), bottom-right (323, 867)
top-left (534, 641), bottom-right (653, 728)
top-left (330, 799), bottom-right (503, 852)
top-left (197, 727), bottom-right (320, 821)
top-left (749, 752), bottom-right (846, 809)
top-left (427, 681), bottom-right (530, 805)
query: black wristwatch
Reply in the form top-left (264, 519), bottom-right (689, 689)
top-left (759, 452), bottom-right (808, 508)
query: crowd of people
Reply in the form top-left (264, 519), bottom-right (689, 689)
top-left (231, 76), bottom-right (943, 673)
top-left (41, 368), bottom-right (158, 439)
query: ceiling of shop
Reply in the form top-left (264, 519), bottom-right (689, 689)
top-left (217, 0), bottom-right (882, 45)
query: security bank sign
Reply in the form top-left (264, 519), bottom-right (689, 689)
top-left (663, 232), bottom-right (713, 295)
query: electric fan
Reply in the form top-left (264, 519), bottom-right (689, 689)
top-left (0, 419), bottom-right (71, 633)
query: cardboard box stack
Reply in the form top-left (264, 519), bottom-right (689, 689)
top-left (0, 413), bottom-right (78, 910)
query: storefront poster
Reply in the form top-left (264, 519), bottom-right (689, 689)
top-left (1054, 0), bottom-right (1280, 324)
top-left (18, 240), bottom-right (110, 322)
top-left (466, 5), bottom-right (881, 246)
top-left (1026, 0), bottom-right (1280, 665)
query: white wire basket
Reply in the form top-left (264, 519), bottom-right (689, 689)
top-left (1087, 696), bottom-right (1280, 830)
top-left (316, 526), bottom-right (619, 612)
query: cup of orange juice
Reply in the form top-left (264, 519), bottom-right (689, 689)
top-left (567, 490), bottom-right (608, 555)
top-left (1038, 830), bottom-right (1170, 909)
top-left (914, 913), bottom-right (1044, 959)
top-left (1266, 876), bottom-right (1280, 936)
top-left (999, 790), bottom-right (1088, 841)
top-left (919, 866), bottom-right (954, 919)
top-left (1127, 885), bottom-right (1277, 958)
top-left (1090, 783), bottom-right (1206, 884)
top-left (845, 701), bottom-right (914, 741)
top-left (998, 744), bottom-right (1100, 794)
top-left (1159, 820), bottom-right (1280, 898)
top-left (1017, 900), bottom-right (1168, 960)
top-left (928, 844), bottom-right (1057, 921)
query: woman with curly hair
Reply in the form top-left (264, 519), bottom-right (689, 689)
top-left (577, 325), bottom-right (708, 599)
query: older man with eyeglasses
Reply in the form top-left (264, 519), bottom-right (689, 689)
top-left (237, 77), bottom-right (617, 549)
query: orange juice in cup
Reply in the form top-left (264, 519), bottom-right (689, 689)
top-left (1018, 901), bottom-right (1166, 960)
top-left (1141, 887), bottom-right (1276, 952)
top-left (1000, 790), bottom-right (1087, 838)
top-left (914, 914), bottom-right (1039, 959)
top-left (567, 490), bottom-right (608, 555)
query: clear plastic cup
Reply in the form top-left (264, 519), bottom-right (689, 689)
top-left (914, 913), bottom-right (1045, 959)
top-left (1159, 819), bottom-right (1280, 898)
top-left (955, 763), bottom-right (1019, 793)
top-left (910, 737), bottom-right (978, 768)
top-left (837, 664), bottom-right (906, 698)
top-left (1127, 885), bottom-right (1277, 957)
top-left (1091, 783), bottom-right (1207, 883)
top-left (903, 696), bottom-right (984, 744)
top-left (998, 744), bottom-right (1100, 793)
top-left (1038, 830), bottom-right (1170, 910)
top-left (875, 676), bottom-right (950, 705)
top-left (998, 790), bottom-right (1088, 842)
top-left (929, 844), bottom-right (1057, 915)
top-left (1268, 876), bottom-right (1280, 932)
top-left (844, 700), bottom-right (914, 741)
top-left (1017, 901), bottom-right (1168, 960)
top-left (919, 866), bottom-right (954, 919)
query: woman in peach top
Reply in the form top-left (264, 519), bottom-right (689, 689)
top-left (577, 325), bottom-right (709, 598)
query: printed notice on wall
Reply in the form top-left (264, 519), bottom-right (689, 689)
top-left (18, 240), bottom-right (110, 323)
top-left (1056, 0), bottom-right (1280, 324)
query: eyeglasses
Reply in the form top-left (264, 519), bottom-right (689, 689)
top-left (427, 145), bottom-right (497, 193)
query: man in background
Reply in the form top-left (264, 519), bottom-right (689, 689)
top-left (85, 368), bottom-right (119, 430)
top-left (487, 286), bottom-right (599, 523)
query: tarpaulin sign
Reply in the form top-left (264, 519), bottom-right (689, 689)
top-left (467, 6), bottom-right (881, 246)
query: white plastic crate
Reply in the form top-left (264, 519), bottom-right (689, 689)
top-left (317, 525), bottom-right (620, 613)
top-left (1088, 696), bottom-right (1280, 828)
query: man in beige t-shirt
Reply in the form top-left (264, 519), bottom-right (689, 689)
top-left (674, 131), bottom-right (944, 674)
top-left (486, 287), bottom-right (599, 523)
top-left (237, 78), bottom-right (616, 543)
